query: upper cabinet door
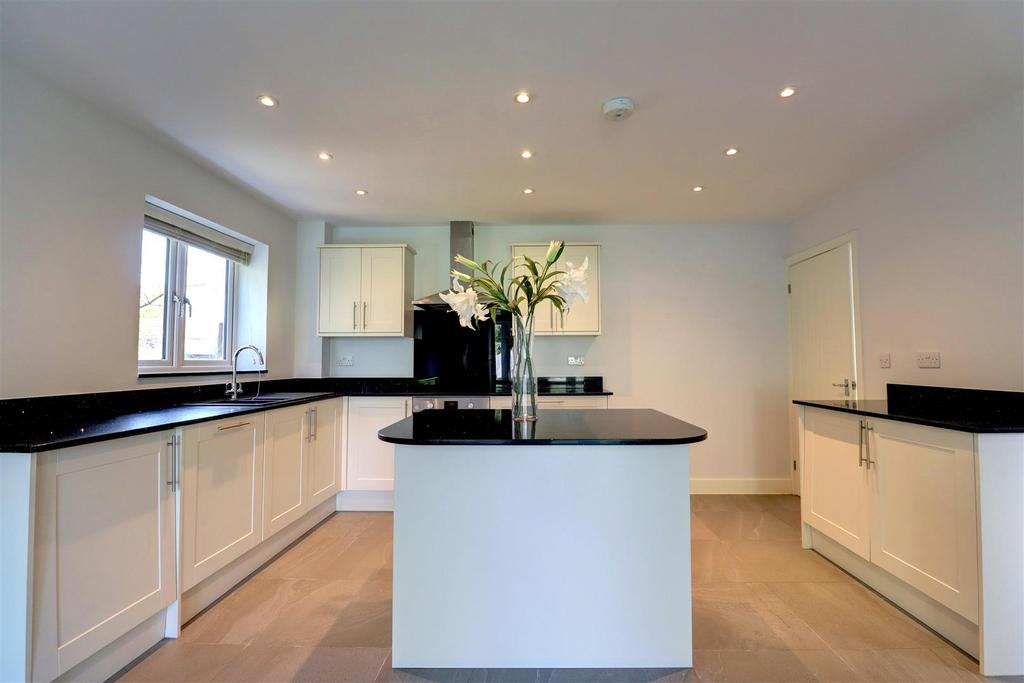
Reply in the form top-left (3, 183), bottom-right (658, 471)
top-left (868, 419), bottom-right (979, 622)
top-left (511, 243), bottom-right (601, 335)
top-left (319, 247), bottom-right (362, 335)
top-left (802, 408), bottom-right (871, 560)
top-left (512, 244), bottom-right (556, 334)
top-left (557, 244), bottom-right (601, 335)
top-left (360, 247), bottom-right (407, 334)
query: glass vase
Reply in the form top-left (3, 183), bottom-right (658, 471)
top-left (511, 313), bottom-right (538, 422)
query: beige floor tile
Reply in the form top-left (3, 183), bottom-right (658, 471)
top-left (692, 583), bottom-right (828, 651)
top-left (259, 514), bottom-right (385, 581)
top-left (115, 642), bottom-right (245, 682)
top-left (725, 540), bottom-right (851, 582)
top-left (693, 649), bottom-right (862, 682)
top-left (833, 648), bottom-right (989, 682)
top-left (212, 645), bottom-right (389, 683)
top-left (182, 577), bottom-right (323, 645)
top-left (691, 541), bottom-right (736, 584)
top-left (253, 577), bottom-right (392, 648)
top-left (690, 513), bottom-right (719, 541)
top-left (693, 510), bottom-right (798, 542)
top-left (928, 647), bottom-right (1024, 683)
top-left (765, 581), bottom-right (947, 650)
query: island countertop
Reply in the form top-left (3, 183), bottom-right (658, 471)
top-left (377, 408), bottom-right (708, 446)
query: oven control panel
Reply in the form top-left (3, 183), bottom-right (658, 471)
top-left (411, 396), bottom-right (489, 412)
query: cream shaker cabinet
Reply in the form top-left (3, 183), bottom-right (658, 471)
top-left (345, 396), bottom-right (410, 491)
top-left (30, 432), bottom-right (177, 680)
top-left (318, 244), bottom-right (415, 336)
top-left (263, 398), bottom-right (342, 539)
top-left (511, 243), bottom-right (601, 335)
top-left (180, 415), bottom-right (265, 591)
top-left (801, 407), bottom-right (979, 622)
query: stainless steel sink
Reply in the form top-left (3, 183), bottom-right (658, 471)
top-left (184, 392), bottom-right (331, 408)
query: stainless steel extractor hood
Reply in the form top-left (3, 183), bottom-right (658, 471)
top-left (412, 221), bottom-right (475, 308)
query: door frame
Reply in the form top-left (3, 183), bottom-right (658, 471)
top-left (786, 231), bottom-right (865, 495)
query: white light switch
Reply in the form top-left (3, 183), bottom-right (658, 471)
top-left (567, 356), bottom-right (585, 366)
top-left (879, 353), bottom-right (891, 369)
top-left (338, 355), bottom-right (354, 367)
top-left (916, 351), bottom-right (941, 369)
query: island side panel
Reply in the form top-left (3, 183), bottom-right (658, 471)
top-left (392, 443), bottom-right (692, 668)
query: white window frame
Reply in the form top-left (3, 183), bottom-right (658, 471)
top-left (138, 231), bottom-right (238, 374)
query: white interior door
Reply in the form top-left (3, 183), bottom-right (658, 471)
top-left (788, 240), bottom-right (860, 494)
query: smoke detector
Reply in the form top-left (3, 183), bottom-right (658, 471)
top-left (603, 96), bottom-right (635, 121)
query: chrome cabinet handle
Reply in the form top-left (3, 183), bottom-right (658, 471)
top-left (311, 407), bottom-right (318, 441)
top-left (217, 421), bottom-right (251, 431)
top-left (832, 379), bottom-right (851, 397)
top-left (166, 435), bottom-right (180, 491)
top-left (858, 420), bottom-right (866, 467)
top-left (167, 437), bottom-right (175, 489)
top-left (305, 409), bottom-right (313, 441)
top-left (363, 302), bottom-right (367, 329)
top-left (865, 424), bottom-right (875, 468)
top-left (353, 302), bottom-right (357, 330)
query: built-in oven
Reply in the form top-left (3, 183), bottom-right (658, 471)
top-left (411, 396), bottom-right (489, 412)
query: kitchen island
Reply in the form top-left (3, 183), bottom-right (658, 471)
top-left (378, 408), bottom-right (707, 669)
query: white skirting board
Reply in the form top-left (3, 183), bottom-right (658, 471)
top-left (337, 490), bottom-right (394, 511)
top-left (690, 478), bottom-right (793, 494)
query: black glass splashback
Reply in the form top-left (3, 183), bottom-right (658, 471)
top-left (413, 308), bottom-right (512, 391)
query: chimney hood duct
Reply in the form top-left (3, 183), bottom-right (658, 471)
top-left (413, 221), bottom-right (476, 308)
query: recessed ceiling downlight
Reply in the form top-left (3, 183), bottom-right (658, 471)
top-left (520, 149), bottom-right (533, 159)
top-left (725, 147), bottom-right (739, 156)
top-left (522, 188), bottom-right (535, 195)
top-left (317, 151), bottom-right (334, 161)
top-left (778, 86), bottom-right (797, 99)
top-left (692, 186), bottom-right (704, 193)
top-left (515, 91), bottom-right (532, 104)
top-left (355, 189), bottom-right (368, 196)
top-left (258, 94), bottom-right (278, 107)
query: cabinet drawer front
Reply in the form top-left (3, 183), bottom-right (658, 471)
top-left (869, 420), bottom-right (978, 622)
top-left (802, 409), bottom-right (871, 559)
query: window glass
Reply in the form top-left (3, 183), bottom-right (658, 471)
top-left (183, 245), bottom-right (229, 361)
top-left (138, 230), bottom-right (169, 361)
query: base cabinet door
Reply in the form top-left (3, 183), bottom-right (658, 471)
top-left (31, 433), bottom-right (176, 679)
top-left (346, 396), bottom-right (409, 491)
top-left (802, 408), bottom-right (871, 559)
top-left (869, 419), bottom-right (979, 622)
top-left (263, 404), bottom-right (311, 539)
top-left (180, 416), bottom-right (264, 591)
top-left (308, 399), bottom-right (343, 506)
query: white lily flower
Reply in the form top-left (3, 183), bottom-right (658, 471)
top-left (439, 277), bottom-right (490, 329)
top-left (554, 257), bottom-right (589, 312)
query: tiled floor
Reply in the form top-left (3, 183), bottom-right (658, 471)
top-left (115, 495), bottom-right (1019, 683)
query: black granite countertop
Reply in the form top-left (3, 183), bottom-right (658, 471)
top-left (377, 409), bottom-right (708, 446)
top-left (794, 384), bottom-right (1023, 433)
top-left (0, 377), bottom-right (612, 453)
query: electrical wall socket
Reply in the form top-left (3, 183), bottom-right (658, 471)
top-left (567, 356), bottom-right (585, 366)
top-left (337, 355), bottom-right (354, 367)
top-left (916, 351), bottom-right (941, 369)
top-left (878, 353), bottom-right (892, 369)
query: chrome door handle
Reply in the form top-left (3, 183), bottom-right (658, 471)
top-left (311, 407), bottom-right (318, 441)
top-left (305, 409), bottom-right (313, 441)
top-left (858, 420), bottom-right (867, 467)
top-left (353, 302), bottom-right (357, 330)
top-left (363, 302), bottom-right (367, 329)
top-left (864, 423), bottom-right (875, 469)
top-left (167, 437), bottom-right (175, 489)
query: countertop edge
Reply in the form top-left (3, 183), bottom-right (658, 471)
top-left (379, 435), bottom-right (709, 446)
top-left (793, 399), bottom-right (1023, 434)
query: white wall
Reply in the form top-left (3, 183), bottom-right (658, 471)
top-left (0, 59), bottom-right (297, 397)
top-left (787, 91), bottom-right (1024, 398)
top-left (321, 222), bottom-right (791, 483)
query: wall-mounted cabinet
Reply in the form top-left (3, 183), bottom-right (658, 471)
top-left (318, 244), bottom-right (415, 336)
top-left (511, 243), bottom-right (601, 335)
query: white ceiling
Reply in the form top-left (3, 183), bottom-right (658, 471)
top-left (3, 1), bottom-right (1021, 226)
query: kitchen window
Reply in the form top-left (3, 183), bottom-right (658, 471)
top-left (138, 203), bottom-right (256, 374)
